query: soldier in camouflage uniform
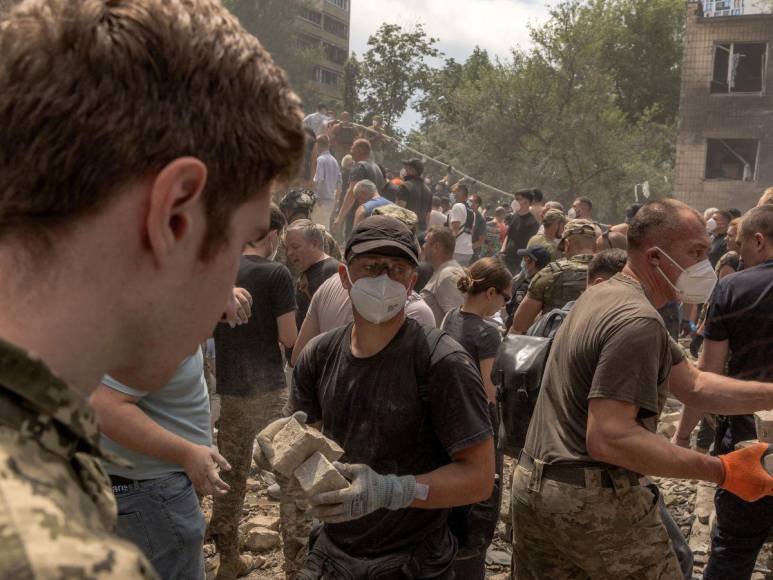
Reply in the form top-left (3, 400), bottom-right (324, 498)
top-left (277, 188), bottom-right (342, 278)
top-left (526, 208), bottom-right (566, 262)
top-left (0, 340), bottom-right (156, 579)
top-left (509, 219), bottom-right (597, 334)
top-left (0, 0), bottom-right (304, 577)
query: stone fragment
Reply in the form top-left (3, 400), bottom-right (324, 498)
top-left (270, 417), bottom-right (344, 478)
top-left (294, 451), bottom-right (350, 496)
top-left (694, 481), bottom-right (715, 525)
top-left (485, 548), bottom-right (511, 567)
top-left (242, 527), bottom-right (280, 552)
top-left (755, 410), bottom-right (773, 443)
top-left (242, 514), bottom-right (280, 533)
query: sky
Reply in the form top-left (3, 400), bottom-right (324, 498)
top-left (349, 0), bottom-right (552, 128)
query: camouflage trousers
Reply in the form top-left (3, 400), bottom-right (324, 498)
top-left (510, 462), bottom-right (682, 579)
top-left (210, 389), bottom-right (287, 578)
top-left (277, 474), bottom-right (313, 579)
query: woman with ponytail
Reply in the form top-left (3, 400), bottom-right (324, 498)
top-left (440, 257), bottom-right (511, 579)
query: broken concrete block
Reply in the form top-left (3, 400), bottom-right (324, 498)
top-left (294, 451), bottom-right (350, 497)
top-left (242, 514), bottom-right (280, 533)
top-left (270, 417), bottom-right (344, 478)
top-left (242, 527), bottom-right (280, 552)
top-left (755, 411), bottom-right (773, 443)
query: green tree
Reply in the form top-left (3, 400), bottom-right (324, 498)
top-left (223, 0), bottom-right (322, 107)
top-left (342, 54), bottom-right (362, 118)
top-left (360, 23), bottom-right (441, 131)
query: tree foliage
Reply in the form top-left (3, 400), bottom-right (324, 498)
top-left (342, 54), bottom-right (363, 118)
top-left (407, 0), bottom-right (684, 221)
top-left (360, 23), bottom-right (441, 131)
top-left (223, 0), bottom-right (323, 107)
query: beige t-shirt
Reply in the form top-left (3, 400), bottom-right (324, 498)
top-left (421, 260), bottom-right (465, 326)
top-left (524, 274), bottom-right (683, 466)
top-left (306, 275), bottom-right (436, 333)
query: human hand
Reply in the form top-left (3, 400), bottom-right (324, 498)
top-left (256, 411), bottom-right (308, 462)
top-left (220, 287), bottom-right (252, 328)
top-left (183, 444), bottom-right (231, 496)
top-left (309, 462), bottom-right (416, 524)
top-left (719, 443), bottom-right (773, 502)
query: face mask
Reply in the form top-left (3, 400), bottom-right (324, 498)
top-left (399, 168), bottom-right (408, 179)
top-left (345, 267), bottom-right (407, 324)
top-left (706, 218), bottom-right (718, 234)
top-left (653, 247), bottom-right (717, 304)
top-left (567, 207), bottom-right (577, 220)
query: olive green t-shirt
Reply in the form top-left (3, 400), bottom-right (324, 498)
top-left (524, 274), bottom-right (683, 466)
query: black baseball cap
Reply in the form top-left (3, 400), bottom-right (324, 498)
top-left (345, 215), bottom-right (421, 265)
top-left (402, 158), bottom-right (424, 176)
top-left (517, 246), bottom-right (551, 269)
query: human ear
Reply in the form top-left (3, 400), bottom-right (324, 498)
top-left (145, 157), bottom-right (208, 268)
top-left (339, 263), bottom-right (353, 290)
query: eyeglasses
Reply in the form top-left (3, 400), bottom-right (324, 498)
top-left (497, 288), bottom-right (512, 302)
top-left (352, 258), bottom-right (413, 280)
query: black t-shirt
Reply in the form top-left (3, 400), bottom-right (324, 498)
top-left (296, 257), bottom-right (340, 329)
top-left (440, 307), bottom-right (502, 369)
top-left (705, 260), bottom-right (773, 381)
top-left (213, 256), bottom-right (296, 396)
top-left (396, 177), bottom-right (432, 229)
top-left (504, 212), bottom-right (540, 269)
top-left (472, 212), bottom-right (487, 245)
top-left (290, 319), bottom-right (492, 567)
top-left (350, 160), bottom-right (385, 194)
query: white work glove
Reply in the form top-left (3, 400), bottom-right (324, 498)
top-left (256, 411), bottom-right (308, 463)
top-left (309, 462), bottom-right (417, 524)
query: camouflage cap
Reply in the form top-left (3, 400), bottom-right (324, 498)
top-left (561, 218), bottom-right (596, 239)
top-left (542, 209), bottom-right (566, 226)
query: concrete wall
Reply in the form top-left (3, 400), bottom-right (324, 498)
top-left (674, 2), bottom-right (773, 211)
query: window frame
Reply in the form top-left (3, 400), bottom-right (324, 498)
top-left (704, 137), bottom-right (760, 181)
top-left (710, 41), bottom-right (767, 95)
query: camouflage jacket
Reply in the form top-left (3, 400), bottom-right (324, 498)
top-left (527, 254), bottom-right (594, 313)
top-left (0, 338), bottom-right (158, 579)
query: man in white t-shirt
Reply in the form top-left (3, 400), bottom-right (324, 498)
top-left (448, 183), bottom-right (474, 265)
top-left (303, 102), bottom-right (330, 137)
top-left (429, 196), bottom-right (447, 228)
top-left (291, 273), bottom-right (436, 365)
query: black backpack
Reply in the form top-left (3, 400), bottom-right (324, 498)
top-left (493, 305), bottom-right (572, 457)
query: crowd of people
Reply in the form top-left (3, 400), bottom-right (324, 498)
top-left (1, 3), bottom-right (773, 580)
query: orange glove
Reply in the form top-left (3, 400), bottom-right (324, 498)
top-left (719, 443), bottom-right (773, 502)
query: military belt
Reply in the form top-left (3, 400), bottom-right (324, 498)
top-left (518, 451), bottom-right (640, 489)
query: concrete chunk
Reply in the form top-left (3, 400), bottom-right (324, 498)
top-left (754, 411), bottom-right (773, 443)
top-left (294, 451), bottom-right (350, 497)
top-left (270, 417), bottom-right (345, 478)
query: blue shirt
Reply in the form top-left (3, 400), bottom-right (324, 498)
top-left (99, 350), bottom-right (212, 479)
top-left (362, 196), bottom-right (392, 217)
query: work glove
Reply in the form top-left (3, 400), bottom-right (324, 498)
top-left (719, 442), bottom-right (773, 502)
top-left (256, 411), bottom-right (307, 464)
top-left (309, 462), bottom-right (417, 524)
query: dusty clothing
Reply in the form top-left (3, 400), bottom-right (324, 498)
top-left (290, 319), bottom-right (492, 572)
top-left (278, 473), bottom-right (313, 578)
top-left (0, 338), bottom-right (157, 579)
top-left (421, 260), bottom-right (466, 326)
top-left (296, 257), bottom-right (340, 329)
top-left (511, 462), bottom-right (681, 579)
top-left (526, 254), bottom-right (593, 313)
top-left (526, 232), bottom-right (561, 261)
top-left (214, 256), bottom-right (296, 397)
top-left (210, 389), bottom-right (288, 576)
top-left (525, 274), bottom-right (684, 466)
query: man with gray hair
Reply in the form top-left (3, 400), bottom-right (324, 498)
top-left (285, 219), bottom-right (340, 329)
top-left (353, 179), bottom-right (393, 227)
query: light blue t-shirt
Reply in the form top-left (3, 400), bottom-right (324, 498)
top-left (99, 349), bottom-right (212, 480)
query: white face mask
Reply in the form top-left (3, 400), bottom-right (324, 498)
top-left (345, 267), bottom-right (407, 324)
top-left (706, 217), bottom-right (718, 234)
top-left (567, 207), bottom-right (578, 220)
top-left (399, 168), bottom-right (408, 179)
top-left (653, 247), bottom-right (717, 304)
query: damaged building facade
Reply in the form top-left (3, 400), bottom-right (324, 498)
top-left (674, 2), bottom-right (773, 210)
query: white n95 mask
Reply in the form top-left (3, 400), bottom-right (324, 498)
top-left (345, 267), bottom-right (407, 324)
top-left (653, 247), bottom-right (717, 304)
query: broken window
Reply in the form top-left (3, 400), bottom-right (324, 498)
top-left (711, 43), bottom-right (766, 93)
top-left (705, 138), bottom-right (758, 180)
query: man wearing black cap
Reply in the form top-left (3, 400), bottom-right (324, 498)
top-left (397, 158), bottom-right (433, 234)
top-left (265, 215), bottom-right (494, 578)
top-left (504, 245), bottom-right (552, 331)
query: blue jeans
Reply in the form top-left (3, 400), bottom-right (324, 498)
top-left (114, 472), bottom-right (206, 580)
